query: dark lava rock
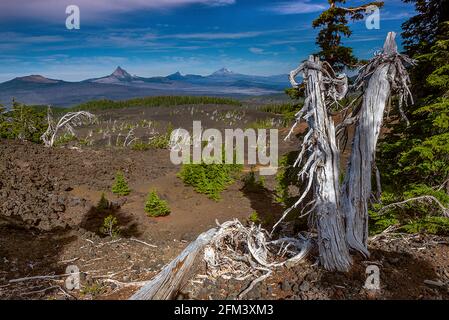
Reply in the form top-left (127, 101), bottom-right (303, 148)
top-left (281, 280), bottom-right (292, 291)
top-left (300, 281), bottom-right (310, 292)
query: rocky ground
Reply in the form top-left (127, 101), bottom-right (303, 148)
top-left (1, 104), bottom-right (448, 300)
top-left (183, 233), bottom-right (449, 300)
top-left (0, 103), bottom-right (290, 299)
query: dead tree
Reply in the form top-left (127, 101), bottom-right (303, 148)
top-left (130, 33), bottom-right (413, 299)
top-left (340, 32), bottom-right (414, 255)
top-left (287, 56), bottom-right (352, 272)
top-left (131, 220), bottom-right (312, 300)
top-left (285, 32), bottom-right (413, 269)
top-left (41, 106), bottom-right (97, 147)
top-left (131, 227), bottom-right (218, 300)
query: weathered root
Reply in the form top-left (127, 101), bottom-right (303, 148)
top-left (130, 219), bottom-right (313, 300)
top-left (204, 220), bottom-right (313, 298)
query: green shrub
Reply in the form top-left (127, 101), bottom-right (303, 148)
top-left (111, 171), bottom-right (131, 196)
top-left (80, 283), bottom-right (106, 297)
top-left (96, 193), bottom-right (110, 212)
top-left (402, 216), bottom-right (449, 235)
top-left (131, 140), bottom-right (150, 151)
top-left (133, 124), bottom-right (173, 150)
top-left (78, 138), bottom-right (91, 146)
top-left (403, 184), bottom-right (449, 207)
top-left (144, 190), bottom-right (171, 217)
top-left (369, 209), bottom-right (400, 235)
top-left (148, 134), bottom-right (170, 149)
top-left (248, 211), bottom-right (261, 224)
top-left (368, 190), bottom-right (449, 236)
top-left (54, 133), bottom-right (76, 146)
top-left (178, 160), bottom-right (242, 201)
top-left (378, 25), bottom-right (449, 194)
top-left (0, 101), bottom-right (48, 143)
top-left (246, 118), bottom-right (276, 130)
top-left (260, 103), bottom-right (300, 126)
top-left (242, 169), bottom-right (265, 192)
top-left (275, 151), bottom-right (301, 205)
top-left (99, 215), bottom-right (120, 238)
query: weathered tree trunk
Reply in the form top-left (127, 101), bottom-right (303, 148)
top-left (289, 56), bottom-right (351, 272)
top-left (130, 34), bottom-right (413, 300)
top-left (130, 227), bottom-right (217, 300)
top-left (341, 32), bottom-right (409, 255)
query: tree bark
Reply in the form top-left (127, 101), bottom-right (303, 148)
top-left (341, 32), bottom-right (401, 256)
top-left (290, 56), bottom-right (352, 272)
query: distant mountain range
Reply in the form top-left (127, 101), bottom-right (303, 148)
top-left (0, 67), bottom-right (290, 107)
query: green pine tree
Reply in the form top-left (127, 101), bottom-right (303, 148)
top-left (111, 171), bottom-right (131, 196)
top-left (312, 0), bottom-right (384, 72)
top-left (144, 190), bottom-right (170, 217)
top-left (379, 25), bottom-right (449, 194)
top-left (96, 193), bottom-right (110, 211)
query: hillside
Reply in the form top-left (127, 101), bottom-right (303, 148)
top-left (0, 67), bottom-right (291, 107)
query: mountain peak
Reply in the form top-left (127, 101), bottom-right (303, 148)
top-left (167, 71), bottom-right (184, 80)
top-left (111, 66), bottom-right (132, 79)
top-left (15, 75), bottom-right (60, 84)
top-left (212, 68), bottom-right (235, 76)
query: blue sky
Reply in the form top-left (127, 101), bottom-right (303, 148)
top-left (0, 0), bottom-right (415, 82)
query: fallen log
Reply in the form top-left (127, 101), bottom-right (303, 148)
top-left (130, 219), bottom-right (313, 299)
top-left (129, 227), bottom-right (218, 300)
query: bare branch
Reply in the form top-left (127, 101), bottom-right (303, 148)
top-left (41, 107), bottom-right (97, 147)
top-left (378, 196), bottom-right (449, 218)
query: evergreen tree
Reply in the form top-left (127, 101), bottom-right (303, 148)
top-left (111, 171), bottom-right (131, 196)
top-left (402, 0), bottom-right (449, 57)
top-left (96, 193), bottom-right (110, 212)
top-left (401, 0), bottom-right (449, 100)
top-left (144, 190), bottom-right (170, 217)
top-left (313, 0), bottom-right (384, 72)
top-left (0, 104), bottom-right (6, 137)
top-left (379, 0), bottom-right (449, 195)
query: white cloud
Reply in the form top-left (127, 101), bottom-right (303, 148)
top-left (381, 11), bottom-right (413, 21)
top-left (249, 47), bottom-right (264, 54)
top-left (0, 0), bottom-right (236, 20)
top-left (266, 1), bottom-right (326, 15)
top-left (161, 31), bottom-right (265, 40)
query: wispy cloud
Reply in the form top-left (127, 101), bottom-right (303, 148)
top-left (0, 32), bottom-right (65, 44)
top-left (381, 11), bottom-right (414, 21)
top-left (159, 31), bottom-right (266, 40)
top-left (0, 0), bottom-right (236, 20)
top-left (249, 47), bottom-right (264, 54)
top-left (264, 1), bottom-right (327, 15)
